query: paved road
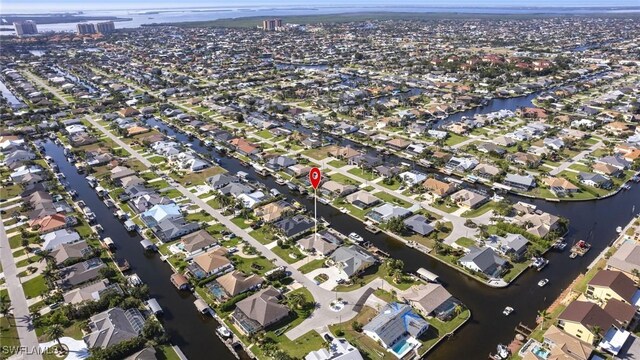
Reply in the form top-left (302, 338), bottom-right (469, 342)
top-left (549, 141), bottom-right (603, 176)
top-left (0, 220), bottom-right (43, 360)
top-left (83, 116), bottom-right (393, 340)
top-left (23, 71), bottom-right (70, 106)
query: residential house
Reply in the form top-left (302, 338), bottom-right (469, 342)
top-left (207, 174), bottom-right (239, 190)
top-left (320, 181), bottom-right (357, 198)
top-left (586, 270), bottom-right (638, 306)
top-left (84, 307), bottom-right (145, 348)
top-left (446, 157), bottom-right (479, 173)
top-left (399, 171), bottom-right (427, 186)
top-left (504, 173), bottom-right (536, 191)
top-left (386, 138), bottom-right (411, 151)
top-left (578, 173), bottom-right (613, 189)
top-left (485, 234), bottom-right (529, 260)
top-left (231, 287), bottom-right (290, 335)
top-left (366, 203), bottom-right (411, 224)
top-left (345, 191), bottom-right (381, 210)
top-left (521, 325), bottom-right (593, 360)
top-left (542, 177), bottom-right (580, 195)
top-left (254, 200), bottom-right (293, 223)
top-left (63, 279), bottom-right (120, 305)
top-left (57, 258), bottom-right (106, 289)
top-left (190, 247), bottom-right (233, 279)
top-left (305, 338), bottom-right (363, 360)
top-left (229, 138), bottom-right (260, 156)
top-left (402, 283), bottom-right (459, 320)
top-left (403, 215), bottom-right (434, 236)
top-left (129, 193), bottom-right (173, 214)
top-left (450, 189), bottom-right (488, 209)
top-left (297, 230), bottom-right (342, 256)
top-left (29, 213), bottom-right (69, 234)
top-left (362, 302), bottom-right (429, 352)
top-left (41, 228), bottom-right (81, 251)
top-left (51, 240), bottom-right (92, 265)
top-left (606, 241), bottom-right (640, 279)
top-left (110, 166), bottom-right (136, 181)
top-left (216, 270), bottom-right (264, 297)
top-left (141, 203), bottom-right (182, 227)
top-left (180, 230), bottom-right (218, 257)
top-left (422, 178), bottom-right (456, 198)
top-left (597, 155), bottom-right (630, 171)
top-left (329, 245), bottom-right (376, 278)
top-left (510, 152), bottom-right (541, 168)
top-left (459, 247), bottom-right (507, 279)
top-left (473, 163), bottom-right (502, 181)
top-left (557, 301), bottom-right (617, 344)
top-left (169, 152), bottom-right (209, 172)
top-left (274, 215), bottom-right (315, 240)
top-left (153, 217), bottom-right (199, 243)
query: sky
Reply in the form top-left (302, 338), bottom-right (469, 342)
top-left (3, 0), bottom-right (639, 13)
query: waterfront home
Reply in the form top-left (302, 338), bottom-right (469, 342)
top-left (542, 177), bottom-right (579, 196)
top-left (110, 165), bottom-right (136, 181)
top-left (509, 152), bottom-right (541, 168)
top-left (297, 230), bottom-right (341, 256)
top-left (557, 301), bottom-right (617, 345)
top-left (119, 175), bottom-right (145, 189)
top-left (84, 307), bottom-right (145, 348)
top-left (219, 182), bottom-right (253, 197)
top-left (41, 228), bottom-right (82, 251)
top-left (422, 178), bottom-right (456, 198)
top-left (346, 190), bottom-right (381, 209)
top-left (153, 217), bottom-right (200, 243)
top-left (399, 171), bottom-right (427, 186)
top-left (543, 137), bottom-right (565, 150)
top-left (305, 338), bottom-right (364, 360)
top-left (229, 138), bottom-right (260, 156)
top-left (57, 258), bottom-right (106, 289)
top-left (577, 173), bottom-right (613, 189)
top-left (403, 214), bottom-right (434, 236)
top-left (190, 247), bottom-right (233, 279)
top-left (215, 270), bottom-right (264, 298)
top-left (329, 245), bottom-right (376, 278)
top-left (50, 240), bottom-right (92, 265)
top-left (521, 325), bottom-right (593, 360)
top-left (485, 234), bottom-right (529, 260)
top-left (180, 229), bottom-right (218, 257)
top-left (129, 193), bottom-right (173, 213)
top-left (459, 247), bottom-right (507, 279)
top-left (236, 190), bottom-right (266, 208)
top-left (329, 146), bottom-right (360, 160)
top-left (151, 141), bottom-right (181, 156)
top-left (274, 215), bottom-right (315, 240)
top-left (168, 152), bottom-right (209, 172)
top-left (503, 173), bottom-right (536, 191)
top-left (586, 270), bottom-right (638, 306)
top-left (366, 203), bottom-right (412, 224)
top-left (386, 138), bottom-right (411, 151)
top-left (207, 173), bottom-right (239, 190)
top-left (254, 200), bottom-right (294, 223)
top-left (321, 180), bottom-right (357, 198)
top-left (596, 155), bottom-right (631, 170)
top-left (606, 241), bottom-right (640, 280)
top-left (29, 213), bottom-right (70, 234)
top-left (10, 165), bottom-right (42, 182)
top-left (3, 149), bottom-right (35, 168)
top-left (141, 203), bottom-right (182, 227)
top-left (473, 163), bottom-right (502, 181)
top-left (231, 287), bottom-right (290, 335)
top-left (266, 155), bottom-right (297, 171)
top-left (349, 153), bottom-right (383, 169)
top-left (402, 283), bottom-right (458, 320)
top-left (362, 302), bottom-right (429, 357)
top-left (477, 143), bottom-right (506, 156)
top-left (445, 157), bottom-right (479, 173)
top-left (62, 279), bottom-right (121, 305)
top-left (494, 136), bottom-right (516, 147)
top-left (592, 162), bottom-right (622, 177)
top-left (450, 189), bottom-right (488, 209)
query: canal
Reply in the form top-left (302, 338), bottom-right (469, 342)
top-left (146, 116), bottom-right (640, 360)
top-left (0, 79), bottom-right (26, 109)
top-left (39, 139), bottom-right (241, 360)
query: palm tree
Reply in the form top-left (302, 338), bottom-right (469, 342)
top-left (37, 249), bottom-right (55, 265)
top-left (288, 293), bottom-right (306, 310)
top-left (590, 325), bottom-right (603, 343)
top-left (453, 304), bottom-right (465, 317)
top-left (41, 266), bottom-right (59, 290)
top-left (0, 294), bottom-right (12, 320)
top-left (46, 324), bottom-right (65, 349)
top-left (537, 309), bottom-right (550, 328)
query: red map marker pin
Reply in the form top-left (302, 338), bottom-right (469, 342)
top-left (309, 167), bottom-right (322, 190)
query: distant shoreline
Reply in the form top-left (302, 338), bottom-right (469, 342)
top-left (1, 15), bottom-right (132, 25)
top-left (151, 10), bottom-right (640, 28)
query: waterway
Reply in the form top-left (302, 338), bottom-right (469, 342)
top-left (38, 139), bottom-right (245, 360)
top-left (145, 116), bottom-right (640, 359)
top-left (0, 79), bottom-right (26, 109)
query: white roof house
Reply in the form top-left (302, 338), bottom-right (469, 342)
top-left (41, 229), bottom-right (81, 251)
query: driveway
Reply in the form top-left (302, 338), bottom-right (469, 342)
top-left (39, 337), bottom-right (89, 360)
top-left (305, 267), bottom-right (348, 291)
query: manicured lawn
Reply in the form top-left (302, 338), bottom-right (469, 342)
top-left (335, 264), bottom-right (383, 292)
top-left (328, 173), bottom-right (360, 186)
top-left (347, 167), bottom-right (379, 181)
top-left (378, 178), bottom-right (402, 190)
top-left (568, 163), bottom-right (590, 172)
top-left (156, 345), bottom-right (181, 360)
top-left (461, 202), bottom-right (497, 218)
top-left (230, 255), bottom-right (275, 276)
top-left (444, 133), bottom-right (467, 146)
top-left (302, 147), bottom-right (331, 160)
top-left (328, 159), bottom-right (347, 168)
top-left (175, 166), bottom-right (226, 186)
top-left (22, 275), bottom-right (47, 299)
top-left (374, 192), bottom-right (411, 208)
top-left (503, 260), bottom-right (531, 282)
top-left (420, 310), bottom-right (471, 355)
top-left (329, 306), bottom-right (396, 360)
top-left (255, 129), bottom-right (274, 139)
top-left (298, 258), bottom-right (327, 274)
top-left (0, 317), bottom-right (19, 360)
top-left (249, 228), bottom-right (277, 245)
top-left (430, 201), bottom-right (459, 213)
top-left (231, 217), bottom-right (252, 229)
top-left (455, 237), bottom-right (476, 248)
top-left (271, 243), bottom-right (306, 264)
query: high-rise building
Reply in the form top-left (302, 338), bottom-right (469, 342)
top-left (96, 21), bottom-right (115, 34)
top-left (76, 23), bottom-right (96, 35)
top-left (13, 20), bottom-right (38, 36)
top-left (262, 19), bottom-right (283, 31)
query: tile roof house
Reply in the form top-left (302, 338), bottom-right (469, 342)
top-left (297, 230), bottom-right (342, 256)
top-left (41, 228), bottom-right (81, 251)
top-left (521, 325), bottom-right (593, 360)
top-left (62, 279), bottom-right (121, 305)
top-left (362, 302), bottom-right (429, 351)
top-left (180, 229), bottom-right (218, 257)
top-left (557, 301), bottom-right (617, 344)
top-left (51, 240), bottom-right (92, 265)
top-left (329, 245), bottom-right (376, 278)
top-left (29, 213), bottom-right (68, 233)
top-left (254, 200), bottom-right (294, 223)
top-left (459, 247), bottom-right (507, 279)
top-left (606, 241), bottom-right (640, 279)
top-left (320, 180), bottom-right (357, 198)
top-left (231, 287), bottom-right (290, 335)
top-left (191, 247), bottom-right (233, 278)
top-left (542, 177), bottom-right (579, 195)
top-left (587, 270), bottom-right (638, 305)
top-left (84, 307), bottom-right (145, 348)
top-left (110, 166), bottom-right (136, 180)
top-left (216, 271), bottom-right (264, 297)
top-left (346, 190), bottom-right (381, 209)
top-left (422, 178), bottom-right (456, 197)
top-left (402, 283), bottom-right (458, 320)
top-left (450, 189), bottom-right (489, 209)
top-left (229, 138), bottom-right (260, 156)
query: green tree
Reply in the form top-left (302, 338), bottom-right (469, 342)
top-left (46, 324), bottom-right (65, 348)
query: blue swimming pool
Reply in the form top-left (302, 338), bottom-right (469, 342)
top-left (532, 345), bottom-right (550, 359)
top-left (391, 339), bottom-right (414, 357)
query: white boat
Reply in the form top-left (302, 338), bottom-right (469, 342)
top-left (216, 325), bottom-right (231, 338)
top-left (538, 278), bottom-right (549, 287)
top-left (503, 306), bottom-right (514, 316)
top-left (318, 197), bottom-right (330, 205)
top-left (496, 344), bottom-right (510, 359)
top-left (348, 232), bottom-right (363, 242)
top-left (339, 207), bottom-right (348, 213)
top-left (616, 226), bottom-right (623, 233)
